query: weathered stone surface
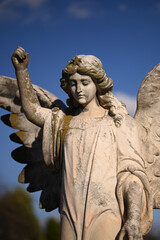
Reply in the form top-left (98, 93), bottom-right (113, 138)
top-left (1, 46), bottom-right (160, 239)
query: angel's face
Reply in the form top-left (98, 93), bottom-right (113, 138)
top-left (69, 73), bottom-right (97, 106)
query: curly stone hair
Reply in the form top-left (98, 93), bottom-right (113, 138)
top-left (60, 55), bottom-right (128, 127)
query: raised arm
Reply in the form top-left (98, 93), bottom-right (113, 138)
top-left (11, 46), bottom-right (50, 127)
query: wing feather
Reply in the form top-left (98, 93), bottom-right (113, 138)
top-left (0, 75), bottom-right (66, 211)
top-left (135, 63), bottom-right (160, 208)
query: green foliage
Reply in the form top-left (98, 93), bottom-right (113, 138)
top-left (1, 187), bottom-right (158, 240)
top-left (0, 187), bottom-right (45, 240)
top-left (45, 218), bottom-right (60, 240)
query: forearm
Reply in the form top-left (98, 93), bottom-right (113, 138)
top-left (118, 175), bottom-right (143, 239)
top-left (16, 68), bottom-right (46, 127)
top-left (12, 46), bottom-right (51, 127)
top-left (16, 68), bottom-right (39, 106)
top-left (125, 176), bottom-right (143, 221)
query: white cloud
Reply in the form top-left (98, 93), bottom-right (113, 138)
top-left (67, 2), bottom-right (93, 19)
top-left (22, 0), bottom-right (47, 8)
top-left (156, 2), bottom-right (160, 11)
top-left (0, 0), bottom-right (18, 19)
top-left (117, 3), bottom-right (127, 12)
top-left (0, 0), bottom-right (46, 9)
top-left (0, 0), bottom-right (50, 23)
top-left (114, 92), bottom-right (137, 117)
top-left (149, 2), bottom-right (160, 14)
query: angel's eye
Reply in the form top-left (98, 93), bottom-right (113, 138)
top-left (82, 80), bottom-right (90, 86)
top-left (70, 81), bottom-right (76, 87)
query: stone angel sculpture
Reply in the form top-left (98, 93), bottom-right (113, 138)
top-left (1, 46), bottom-right (160, 240)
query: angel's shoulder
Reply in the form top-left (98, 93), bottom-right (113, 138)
top-left (51, 107), bottom-right (73, 128)
top-left (122, 114), bottom-right (137, 128)
top-left (116, 114), bottom-right (140, 141)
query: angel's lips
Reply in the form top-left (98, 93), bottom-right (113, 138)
top-left (76, 94), bottom-right (85, 98)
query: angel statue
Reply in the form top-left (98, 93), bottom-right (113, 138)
top-left (1, 46), bottom-right (160, 240)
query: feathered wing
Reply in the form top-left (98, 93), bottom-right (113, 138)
top-left (0, 75), bottom-right (67, 212)
top-left (134, 63), bottom-right (160, 208)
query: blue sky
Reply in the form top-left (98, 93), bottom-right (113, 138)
top-left (0, 0), bottom-right (160, 229)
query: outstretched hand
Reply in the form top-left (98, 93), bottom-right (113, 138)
top-left (119, 219), bottom-right (143, 240)
top-left (11, 46), bottom-right (29, 71)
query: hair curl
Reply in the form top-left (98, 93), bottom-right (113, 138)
top-left (60, 55), bottom-right (128, 127)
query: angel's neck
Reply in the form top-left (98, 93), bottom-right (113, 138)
top-left (76, 100), bottom-right (105, 118)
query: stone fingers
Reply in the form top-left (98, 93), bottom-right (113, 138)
top-left (118, 226), bottom-right (143, 240)
top-left (16, 47), bottom-right (25, 58)
top-left (11, 46), bottom-right (29, 70)
top-left (13, 46), bottom-right (28, 61)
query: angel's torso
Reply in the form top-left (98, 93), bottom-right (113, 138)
top-left (59, 113), bottom-right (121, 238)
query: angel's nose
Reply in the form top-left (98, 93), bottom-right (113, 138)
top-left (77, 83), bottom-right (82, 92)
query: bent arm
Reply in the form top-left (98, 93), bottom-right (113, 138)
top-left (12, 47), bottom-right (50, 127)
top-left (117, 115), bottom-right (153, 239)
top-left (119, 175), bottom-right (143, 240)
top-left (124, 176), bottom-right (143, 222)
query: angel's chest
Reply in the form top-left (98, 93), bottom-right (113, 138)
top-left (61, 117), bottom-right (117, 175)
top-left (61, 117), bottom-right (118, 210)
